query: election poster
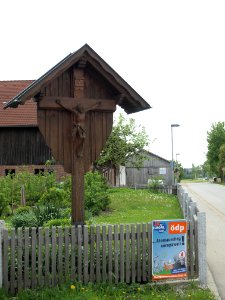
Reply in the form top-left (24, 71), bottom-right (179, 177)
top-left (152, 219), bottom-right (187, 280)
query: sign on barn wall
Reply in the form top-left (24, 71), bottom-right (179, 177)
top-left (152, 219), bottom-right (187, 280)
top-left (159, 167), bottom-right (167, 175)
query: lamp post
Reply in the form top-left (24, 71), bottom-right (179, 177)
top-left (171, 124), bottom-right (180, 185)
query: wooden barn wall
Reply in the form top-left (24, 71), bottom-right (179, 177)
top-left (126, 155), bottom-right (171, 187)
top-left (38, 65), bottom-right (115, 173)
top-left (0, 127), bottom-right (52, 165)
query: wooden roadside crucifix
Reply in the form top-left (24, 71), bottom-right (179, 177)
top-left (4, 44), bottom-right (151, 225)
top-left (37, 67), bottom-right (117, 225)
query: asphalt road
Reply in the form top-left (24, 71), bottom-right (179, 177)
top-left (181, 182), bottom-right (225, 299)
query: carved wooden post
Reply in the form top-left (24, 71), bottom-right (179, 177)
top-left (72, 68), bottom-right (85, 225)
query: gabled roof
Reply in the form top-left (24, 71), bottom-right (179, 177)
top-left (0, 81), bottom-right (37, 126)
top-left (5, 44), bottom-right (151, 114)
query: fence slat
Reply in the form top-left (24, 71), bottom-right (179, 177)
top-left (142, 223), bottom-right (146, 281)
top-left (194, 215), bottom-right (199, 276)
top-left (17, 228), bottom-right (23, 291)
top-left (3, 228), bottom-right (8, 292)
top-left (83, 226), bottom-right (89, 284)
top-left (77, 226), bottom-right (83, 282)
top-left (197, 212), bottom-right (207, 286)
top-left (44, 228), bottom-right (50, 286)
top-left (125, 224), bottom-right (130, 283)
top-left (148, 223), bottom-right (152, 280)
top-left (38, 227), bottom-right (43, 287)
top-left (0, 221), bottom-right (3, 290)
top-left (71, 226), bottom-right (76, 281)
top-left (58, 227), bottom-right (63, 284)
top-left (131, 224), bottom-right (136, 283)
top-left (119, 224), bottom-right (124, 283)
top-left (10, 229), bottom-right (16, 294)
top-left (137, 224), bottom-right (141, 282)
top-left (114, 224), bottom-right (119, 283)
top-left (90, 226), bottom-right (95, 282)
top-left (96, 225), bottom-right (101, 283)
top-left (51, 227), bottom-right (56, 286)
top-left (64, 227), bottom-right (70, 277)
top-left (108, 225), bottom-right (112, 283)
top-left (102, 225), bottom-right (106, 282)
top-left (24, 228), bottom-right (30, 289)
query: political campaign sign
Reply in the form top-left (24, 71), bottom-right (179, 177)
top-left (152, 219), bottom-right (187, 280)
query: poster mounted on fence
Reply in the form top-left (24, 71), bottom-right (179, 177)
top-left (152, 219), bottom-right (187, 280)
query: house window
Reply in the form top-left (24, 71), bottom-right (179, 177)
top-left (5, 169), bottom-right (16, 177)
top-left (34, 168), bottom-right (45, 175)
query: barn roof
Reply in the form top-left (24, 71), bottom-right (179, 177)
top-left (4, 44), bottom-right (151, 114)
top-left (0, 80), bottom-right (37, 127)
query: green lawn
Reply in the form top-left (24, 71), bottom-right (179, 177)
top-left (91, 188), bottom-right (183, 224)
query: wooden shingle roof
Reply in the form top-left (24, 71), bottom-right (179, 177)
top-left (5, 44), bottom-right (151, 114)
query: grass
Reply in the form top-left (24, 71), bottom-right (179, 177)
top-left (0, 187), bottom-right (217, 300)
top-left (0, 281), bottom-right (217, 300)
top-left (91, 188), bottom-right (183, 224)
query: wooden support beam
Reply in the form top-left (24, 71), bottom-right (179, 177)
top-left (38, 96), bottom-right (116, 112)
top-left (71, 68), bottom-right (85, 225)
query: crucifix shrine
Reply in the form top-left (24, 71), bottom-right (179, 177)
top-left (5, 44), bottom-right (151, 225)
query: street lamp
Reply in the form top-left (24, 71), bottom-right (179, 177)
top-left (171, 124), bottom-right (180, 185)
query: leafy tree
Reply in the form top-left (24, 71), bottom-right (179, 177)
top-left (219, 144), bottom-right (225, 181)
top-left (202, 160), bottom-right (212, 178)
top-left (191, 164), bottom-right (203, 179)
top-left (84, 171), bottom-right (110, 216)
top-left (95, 113), bottom-right (149, 171)
top-left (174, 161), bottom-right (184, 182)
top-left (207, 122), bottom-right (225, 177)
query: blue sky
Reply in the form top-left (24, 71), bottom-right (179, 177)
top-left (1, 0), bottom-right (225, 168)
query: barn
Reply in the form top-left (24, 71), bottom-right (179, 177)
top-left (125, 151), bottom-right (171, 187)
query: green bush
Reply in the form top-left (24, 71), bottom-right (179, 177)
top-left (15, 205), bottom-right (32, 215)
top-left (148, 176), bottom-right (164, 193)
top-left (11, 211), bottom-right (38, 228)
top-left (38, 187), bottom-right (69, 208)
top-left (34, 204), bottom-right (66, 227)
top-left (23, 172), bottom-right (57, 205)
top-left (84, 171), bottom-right (110, 215)
top-left (0, 171), bottom-right (58, 210)
top-left (1, 205), bottom-right (12, 217)
top-left (0, 192), bottom-right (9, 216)
top-left (0, 175), bottom-right (21, 212)
top-left (43, 218), bottom-right (71, 227)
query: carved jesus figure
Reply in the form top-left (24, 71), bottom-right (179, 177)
top-left (55, 99), bottom-right (101, 157)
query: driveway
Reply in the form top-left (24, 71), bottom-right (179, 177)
top-left (181, 182), bottom-right (225, 299)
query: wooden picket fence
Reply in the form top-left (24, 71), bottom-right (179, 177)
top-left (0, 213), bottom-right (206, 295)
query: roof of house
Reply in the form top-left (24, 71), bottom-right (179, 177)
top-left (0, 80), bottom-right (37, 126)
top-left (5, 44), bottom-right (151, 114)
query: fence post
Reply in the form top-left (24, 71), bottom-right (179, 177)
top-left (197, 212), bottom-right (207, 286)
top-left (182, 193), bottom-right (188, 218)
top-left (0, 220), bottom-right (5, 289)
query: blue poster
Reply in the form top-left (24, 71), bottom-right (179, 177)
top-left (152, 219), bottom-right (187, 280)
